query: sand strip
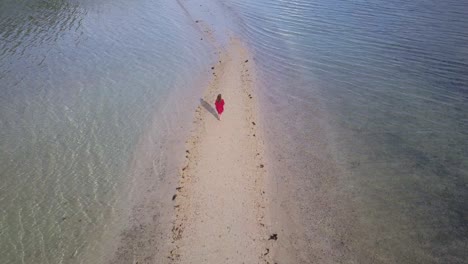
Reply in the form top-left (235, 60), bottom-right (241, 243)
top-left (168, 39), bottom-right (274, 264)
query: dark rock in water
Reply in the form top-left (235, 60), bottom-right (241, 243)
top-left (211, 66), bottom-right (215, 70)
top-left (245, 60), bottom-right (249, 63)
top-left (172, 194), bottom-right (177, 201)
top-left (195, 20), bottom-right (199, 23)
top-left (269, 234), bottom-right (278, 240)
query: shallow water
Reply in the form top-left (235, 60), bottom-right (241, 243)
top-left (225, 0), bottom-right (468, 262)
top-left (0, 0), bottom-right (212, 263)
top-left (1, 0), bottom-right (467, 263)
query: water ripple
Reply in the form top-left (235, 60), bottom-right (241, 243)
top-left (224, 0), bottom-right (468, 262)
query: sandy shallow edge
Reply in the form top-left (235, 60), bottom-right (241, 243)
top-left (166, 38), bottom-right (277, 264)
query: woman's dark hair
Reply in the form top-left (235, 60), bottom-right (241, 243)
top-left (216, 94), bottom-right (222, 102)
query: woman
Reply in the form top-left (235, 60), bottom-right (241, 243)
top-left (214, 94), bottom-right (225, 121)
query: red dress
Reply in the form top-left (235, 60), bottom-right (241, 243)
top-left (215, 99), bottom-right (225, 115)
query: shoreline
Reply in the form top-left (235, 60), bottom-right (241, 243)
top-left (105, 0), bottom-right (279, 262)
top-left (168, 38), bottom-right (275, 263)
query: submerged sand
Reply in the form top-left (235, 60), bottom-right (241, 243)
top-left (168, 39), bottom-right (275, 263)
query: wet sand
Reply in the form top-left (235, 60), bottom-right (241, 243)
top-left (168, 39), bottom-right (275, 263)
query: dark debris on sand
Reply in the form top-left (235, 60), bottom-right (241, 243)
top-left (269, 234), bottom-right (278, 240)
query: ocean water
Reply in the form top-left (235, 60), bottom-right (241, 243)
top-left (1, 0), bottom-right (467, 263)
top-left (224, 0), bottom-right (468, 263)
top-left (0, 0), bottom-right (213, 263)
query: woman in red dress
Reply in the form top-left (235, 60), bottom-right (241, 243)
top-left (214, 94), bottom-right (225, 120)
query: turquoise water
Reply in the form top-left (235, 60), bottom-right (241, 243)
top-left (1, 0), bottom-right (467, 263)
